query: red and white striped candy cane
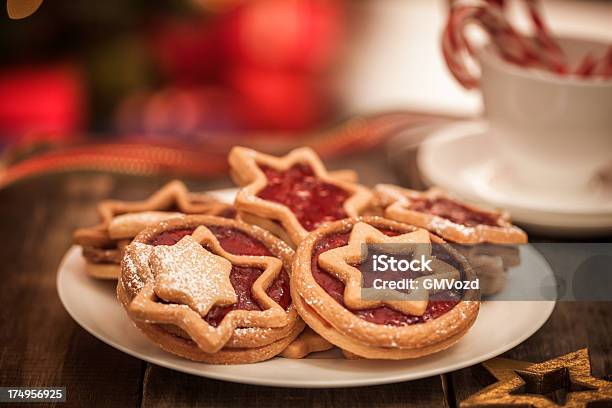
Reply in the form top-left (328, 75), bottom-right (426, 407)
top-left (442, 1), bottom-right (552, 88)
top-left (439, 0), bottom-right (612, 89)
top-left (443, 0), bottom-right (612, 88)
top-left (522, 0), bottom-right (566, 73)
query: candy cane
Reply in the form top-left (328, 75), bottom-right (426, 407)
top-left (523, 0), bottom-right (566, 73)
top-left (483, 0), bottom-right (565, 71)
top-left (443, 2), bottom-right (549, 88)
top-left (442, 0), bottom-right (611, 88)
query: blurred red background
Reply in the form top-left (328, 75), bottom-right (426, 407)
top-left (0, 0), bottom-right (345, 145)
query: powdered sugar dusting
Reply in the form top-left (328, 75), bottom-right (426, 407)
top-left (122, 242), bottom-right (154, 293)
top-left (151, 235), bottom-right (237, 316)
top-left (428, 215), bottom-right (474, 237)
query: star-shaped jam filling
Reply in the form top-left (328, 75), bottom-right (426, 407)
top-left (128, 225), bottom-right (289, 353)
top-left (257, 162), bottom-right (350, 231)
top-left (318, 222), bottom-right (460, 317)
top-left (231, 147), bottom-right (373, 243)
top-left (375, 185), bottom-right (528, 244)
top-left (378, 185), bottom-right (502, 228)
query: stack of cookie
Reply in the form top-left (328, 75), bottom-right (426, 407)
top-left (116, 216), bottom-right (303, 364)
top-left (375, 184), bottom-right (526, 295)
top-left (74, 146), bottom-right (528, 364)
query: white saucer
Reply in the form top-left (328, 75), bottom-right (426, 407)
top-left (418, 121), bottom-right (612, 236)
top-left (56, 188), bottom-right (556, 388)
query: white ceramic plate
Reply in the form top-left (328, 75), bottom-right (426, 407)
top-left (418, 121), bottom-right (612, 237)
top-left (57, 189), bottom-right (556, 388)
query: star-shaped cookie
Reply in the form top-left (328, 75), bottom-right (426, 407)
top-left (151, 235), bottom-right (236, 316)
top-left (318, 222), bottom-right (460, 316)
top-left (108, 211), bottom-right (183, 240)
top-left (375, 184), bottom-right (527, 244)
top-left (461, 349), bottom-right (612, 407)
top-left (97, 180), bottom-right (231, 226)
top-left (74, 180), bottom-right (232, 246)
top-left (229, 146), bottom-right (373, 245)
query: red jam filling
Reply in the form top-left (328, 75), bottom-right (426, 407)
top-left (149, 226), bottom-right (291, 326)
top-left (204, 265), bottom-right (290, 327)
top-left (206, 225), bottom-right (272, 256)
top-left (311, 229), bottom-right (459, 326)
top-left (409, 197), bottom-right (499, 227)
top-left (257, 163), bottom-right (350, 231)
top-left (148, 228), bottom-right (194, 246)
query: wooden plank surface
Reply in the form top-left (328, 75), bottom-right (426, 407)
top-left (0, 164), bottom-right (445, 408)
top-left (141, 365), bottom-right (446, 408)
top-left (0, 175), bottom-right (144, 407)
top-left (450, 302), bottom-right (612, 406)
top-left (1, 150), bottom-right (610, 407)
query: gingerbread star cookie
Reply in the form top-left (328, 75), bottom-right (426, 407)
top-left (118, 215), bottom-right (304, 364)
top-left (229, 146), bottom-right (373, 247)
top-left (291, 216), bottom-right (480, 360)
top-left (74, 180), bottom-right (234, 280)
top-left (462, 349), bottom-right (612, 407)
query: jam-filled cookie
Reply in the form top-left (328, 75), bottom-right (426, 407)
top-left (74, 180), bottom-right (234, 279)
top-left (374, 185), bottom-right (527, 244)
top-left (229, 146), bottom-right (373, 248)
top-left (375, 185), bottom-right (526, 295)
top-left (117, 215), bottom-right (303, 364)
top-left (291, 216), bottom-right (480, 359)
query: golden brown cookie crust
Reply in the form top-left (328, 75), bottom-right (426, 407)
top-left (291, 216), bottom-right (480, 359)
top-left (75, 180), bottom-right (231, 246)
top-left (237, 211), bottom-right (297, 248)
top-left (84, 262), bottom-right (121, 280)
top-left (118, 215), bottom-right (302, 363)
top-left (375, 185), bottom-right (527, 244)
top-left (229, 146), bottom-right (373, 246)
top-left (279, 327), bottom-right (334, 359)
top-left (293, 288), bottom-right (475, 360)
top-left (118, 282), bottom-right (304, 364)
top-left (74, 180), bottom-right (233, 279)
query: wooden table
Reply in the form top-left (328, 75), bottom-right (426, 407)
top-left (1, 149), bottom-right (610, 407)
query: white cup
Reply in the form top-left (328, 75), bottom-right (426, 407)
top-left (479, 37), bottom-right (612, 189)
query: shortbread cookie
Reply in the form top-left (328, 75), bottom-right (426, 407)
top-left (291, 216), bottom-right (480, 359)
top-left (229, 146), bottom-right (373, 247)
top-left (74, 180), bottom-right (234, 279)
top-left (374, 185), bottom-right (527, 295)
top-left (118, 215), bottom-right (303, 364)
top-left (374, 185), bottom-right (527, 244)
top-left (280, 327), bottom-right (334, 359)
